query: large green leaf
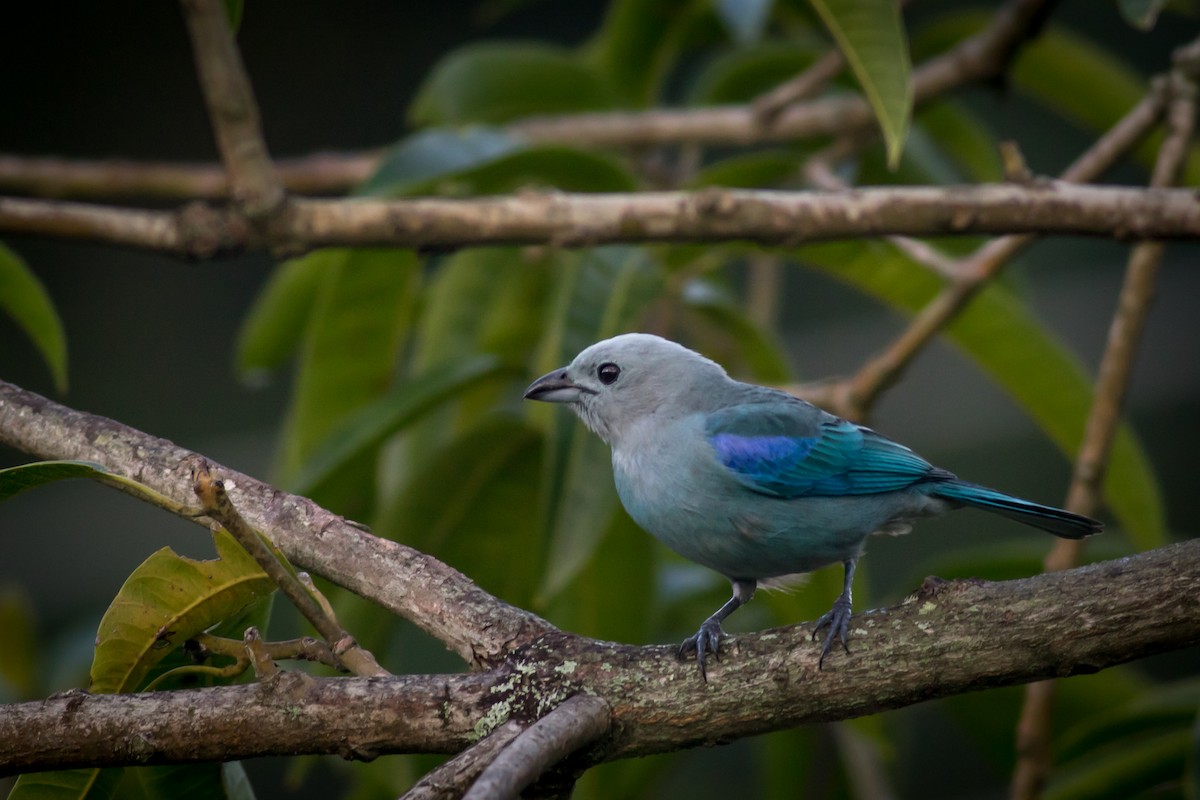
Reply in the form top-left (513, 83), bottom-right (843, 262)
top-left (532, 247), bottom-right (664, 604)
top-left (383, 247), bottom-right (558, 477)
top-left (914, 100), bottom-right (1002, 183)
top-left (357, 128), bottom-right (521, 197)
top-left (0, 460), bottom-right (188, 517)
top-left (0, 587), bottom-right (37, 701)
top-left (234, 250), bottom-right (330, 379)
top-left (0, 241), bottom-right (67, 392)
top-left (687, 42), bottom-right (818, 105)
top-left (365, 132), bottom-right (638, 198)
top-left (275, 248), bottom-right (421, 513)
top-left (7, 767), bottom-right (123, 800)
top-left (379, 419), bottom-right (544, 608)
top-left (89, 529), bottom-right (273, 694)
top-left (587, 0), bottom-right (702, 105)
top-left (10, 533), bottom-right (273, 800)
top-left (409, 42), bottom-right (615, 126)
top-left (796, 241), bottom-right (1166, 549)
top-left (675, 276), bottom-right (791, 381)
top-left (807, 0), bottom-right (912, 167)
top-left (290, 355), bottom-right (510, 497)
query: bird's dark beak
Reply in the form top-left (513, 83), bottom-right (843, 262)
top-left (524, 369), bottom-right (585, 403)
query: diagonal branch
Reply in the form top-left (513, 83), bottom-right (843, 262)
top-left (0, 378), bottom-right (556, 667)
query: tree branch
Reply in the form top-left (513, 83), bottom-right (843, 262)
top-left (0, 0), bottom-right (1053, 200)
top-left (0, 379), bottom-right (556, 667)
top-left (1, 538), bottom-right (1197, 775)
top-left (179, 0), bottom-right (283, 217)
top-left (462, 695), bottom-right (611, 800)
top-left (1, 183), bottom-right (1197, 259)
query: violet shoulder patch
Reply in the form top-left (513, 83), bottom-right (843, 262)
top-left (708, 433), bottom-right (817, 477)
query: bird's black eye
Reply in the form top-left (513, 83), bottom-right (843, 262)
top-left (597, 362), bottom-right (620, 385)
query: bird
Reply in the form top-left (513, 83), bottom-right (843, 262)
top-left (523, 333), bottom-right (1102, 679)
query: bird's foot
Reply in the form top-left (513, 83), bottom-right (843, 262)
top-left (812, 595), bottom-right (853, 669)
top-left (677, 618), bottom-right (724, 681)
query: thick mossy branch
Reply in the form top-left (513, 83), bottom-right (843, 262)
top-left (0, 539), bottom-right (1196, 775)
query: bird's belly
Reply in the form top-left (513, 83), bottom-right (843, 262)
top-left (614, 448), bottom-right (917, 580)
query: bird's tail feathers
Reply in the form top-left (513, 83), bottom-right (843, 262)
top-left (931, 481), bottom-right (1102, 539)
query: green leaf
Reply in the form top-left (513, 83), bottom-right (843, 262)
top-left (222, 762), bottom-right (258, 800)
top-left (1118, 0), bottom-right (1168, 30)
top-left (358, 128), bottom-right (521, 197)
top-left (677, 276), bottom-right (792, 381)
top-left (0, 586), bottom-right (37, 700)
top-left (1046, 730), bottom-right (1192, 800)
top-left (807, 0), bottom-right (912, 167)
top-left (1012, 25), bottom-right (1200, 184)
top-left (363, 130), bottom-right (637, 197)
top-left (0, 460), bottom-right (188, 516)
top-left (715, 0), bottom-right (774, 45)
top-left (409, 42), bottom-right (615, 126)
top-left (533, 247), bottom-right (664, 603)
top-left (796, 241), bottom-right (1166, 549)
top-left (916, 15), bottom-right (1200, 185)
top-left (588, 0), bottom-right (701, 105)
top-left (275, 248), bottom-right (421, 505)
top-left (914, 100), bottom-right (1002, 183)
top-left (7, 767), bottom-right (123, 800)
top-left (0, 241), bottom-right (67, 392)
top-left (89, 529), bottom-right (273, 694)
top-left (234, 251), bottom-right (329, 380)
top-left (687, 42), bottom-right (816, 105)
top-left (223, 0), bottom-right (243, 31)
top-left (291, 355), bottom-right (510, 497)
top-left (687, 150), bottom-right (808, 188)
top-left (380, 419), bottom-right (544, 607)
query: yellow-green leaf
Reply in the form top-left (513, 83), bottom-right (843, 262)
top-left (89, 529), bottom-right (274, 694)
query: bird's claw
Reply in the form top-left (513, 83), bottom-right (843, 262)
top-left (677, 618), bottom-right (724, 681)
top-left (812, 595), bottom-right (853, 669)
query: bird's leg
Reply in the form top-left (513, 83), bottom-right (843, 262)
top-left (812, 559), bottom-right (857, 669)
top-left (678, 578), bottom-right (756, 681)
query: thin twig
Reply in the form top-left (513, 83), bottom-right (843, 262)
top-left (1009, 69), bottom-right (1197, 800)
top-left (192, 465), bottom-right (389, 677)
top-left (179, 0), bottom-right (284, 217)
top-left (192, 631), bottom-right (339, 669)
top-left (463, 696), bottom-right (611, 800)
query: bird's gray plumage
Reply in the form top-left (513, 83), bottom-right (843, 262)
top-left (524, 333), bottom-right (1101, 678)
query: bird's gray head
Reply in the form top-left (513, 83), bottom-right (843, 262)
top-left (523, 333), bottom-right (730, 445)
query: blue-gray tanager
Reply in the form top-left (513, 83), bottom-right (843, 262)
top-left (524, 333), bottom-right (1102, 678)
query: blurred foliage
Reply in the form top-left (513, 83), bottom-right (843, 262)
top-left (1, 0), bottom-right (1197, 799)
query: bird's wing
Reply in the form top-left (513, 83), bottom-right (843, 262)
top-left (704, 401), bottom-right (943, 498)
